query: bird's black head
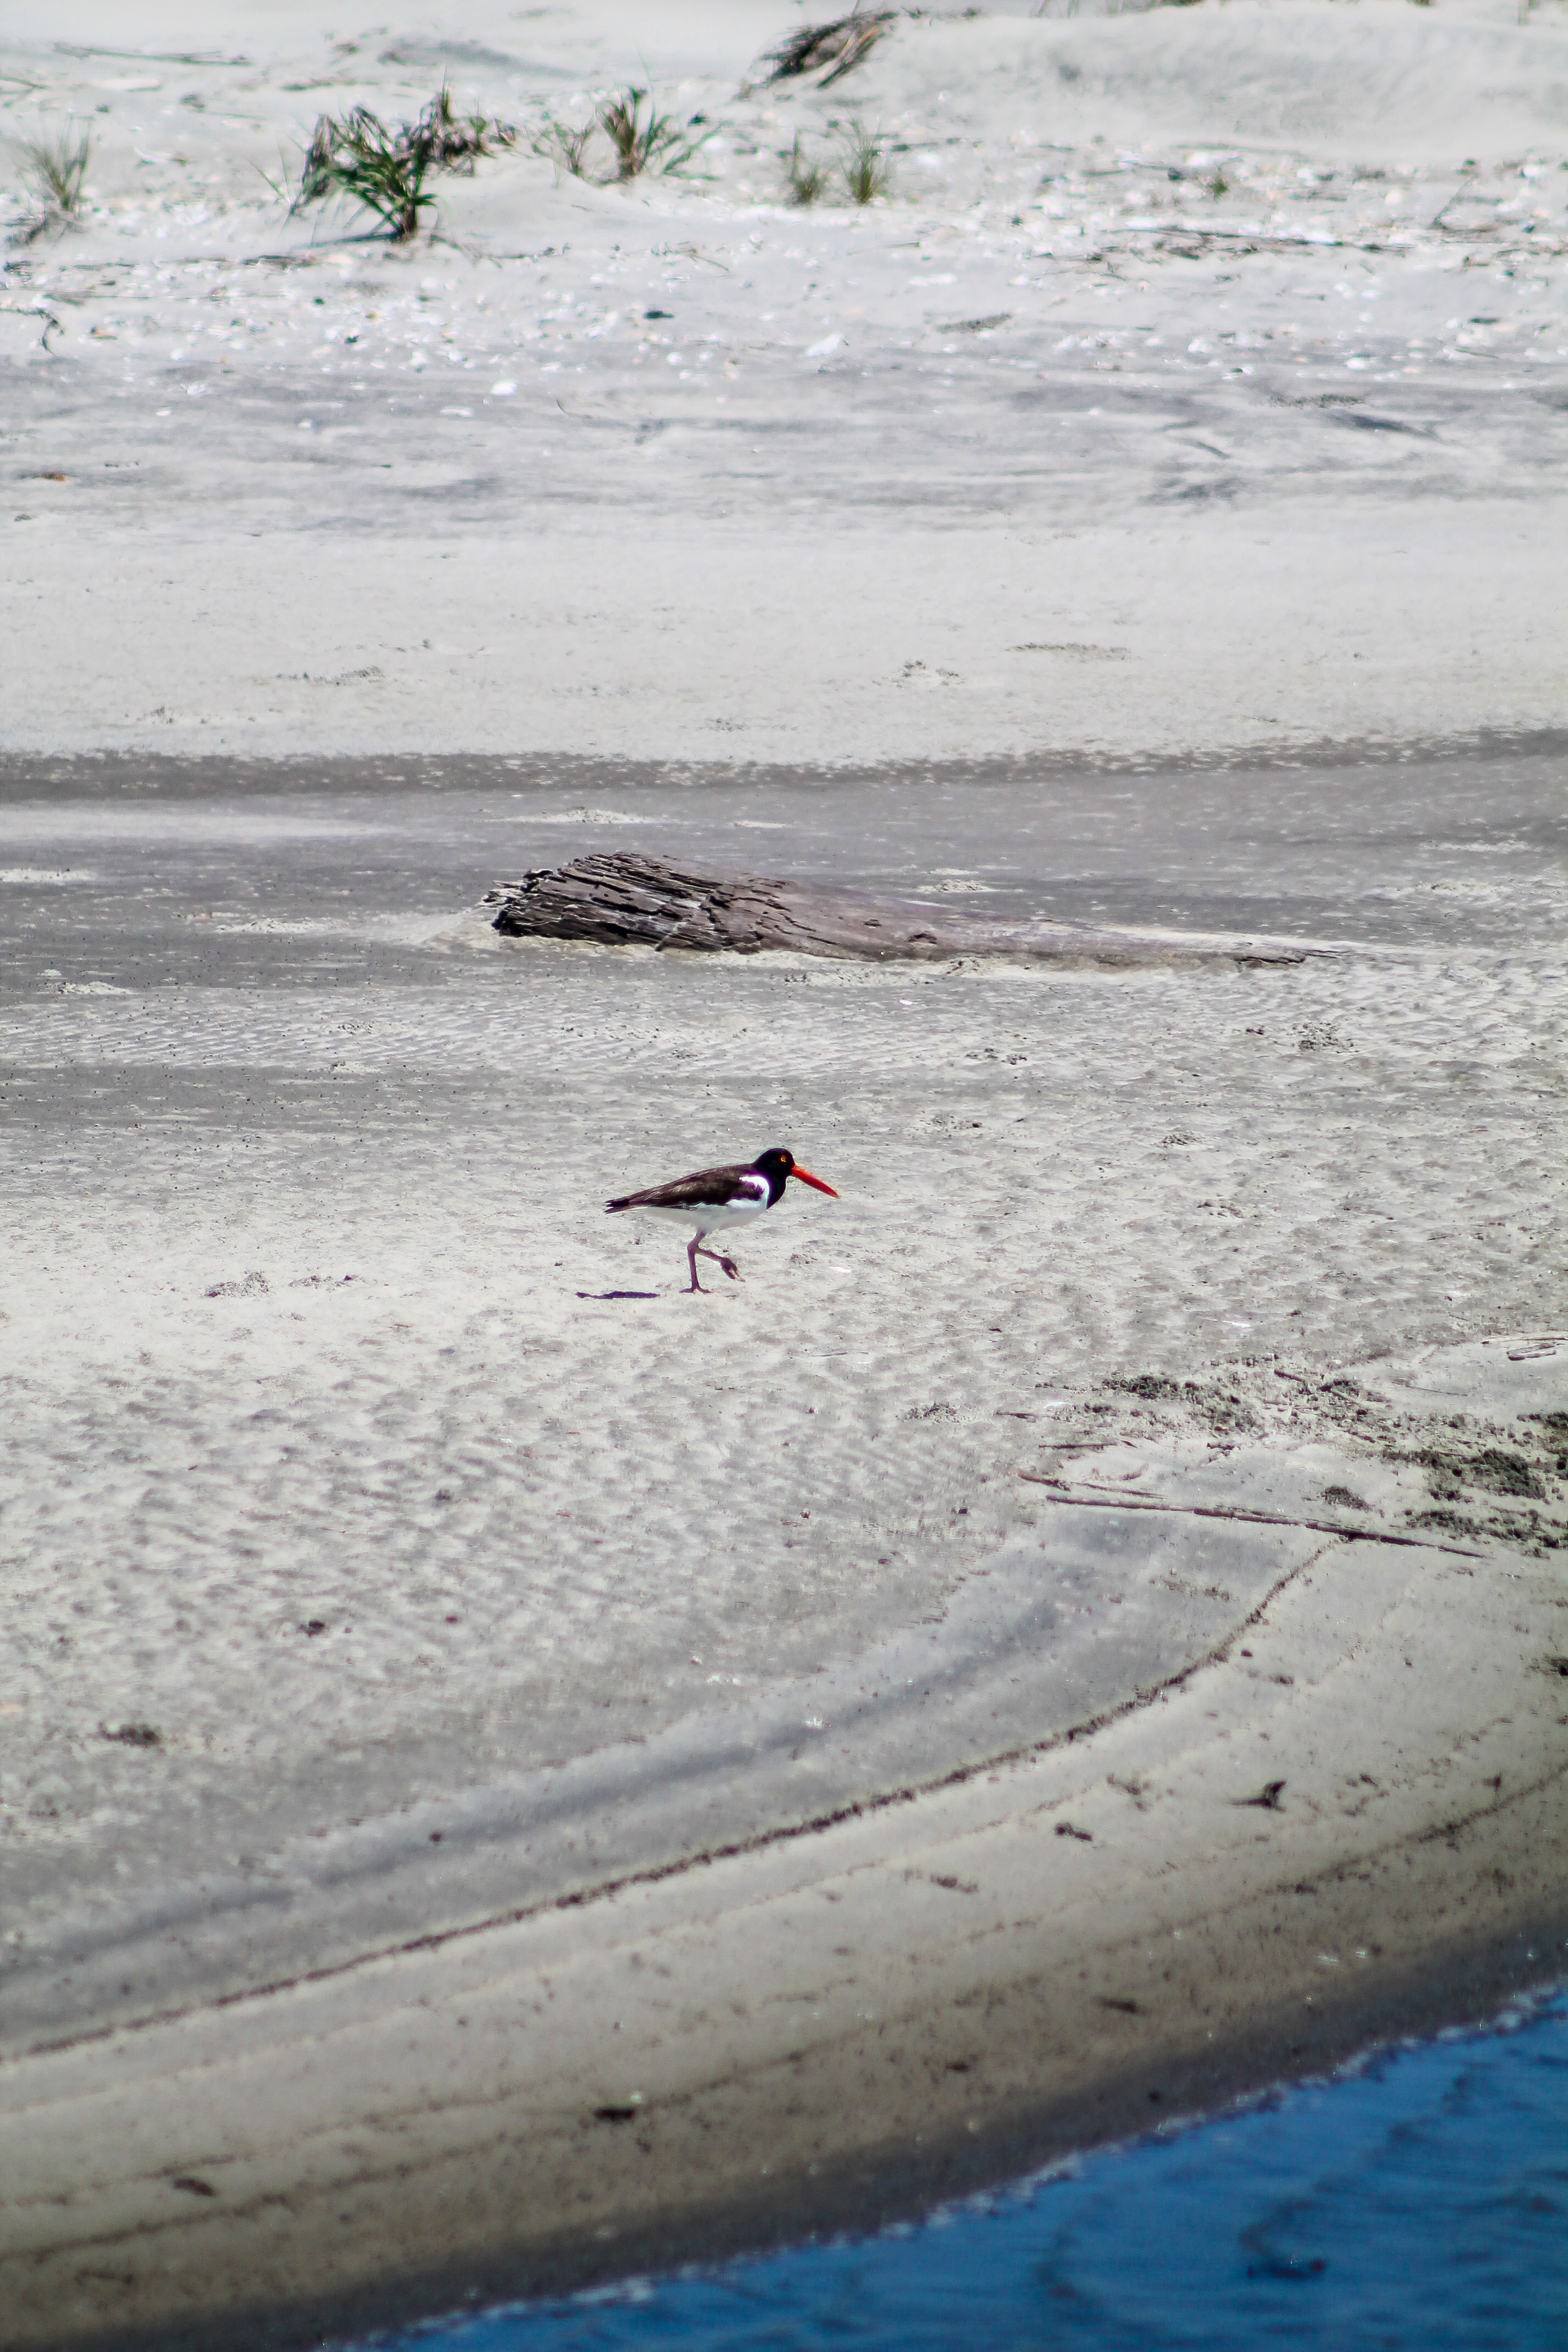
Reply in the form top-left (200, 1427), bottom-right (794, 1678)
top-left (750, 1147), bottom-right (796, 1204)
top-left (749, 1147), bottom-right (838, 1206)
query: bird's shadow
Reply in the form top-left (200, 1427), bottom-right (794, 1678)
top-left (576, 1289), bottom-right (661, 1301)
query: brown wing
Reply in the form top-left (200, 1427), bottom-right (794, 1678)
top-left (606, 1162), bottom-right (756, 1213)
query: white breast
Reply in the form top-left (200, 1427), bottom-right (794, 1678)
top-left (643, 1177), bottom-right (770, 1232)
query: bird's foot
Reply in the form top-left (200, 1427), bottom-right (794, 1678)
top-left (718, 1255), bottom-right (741, 1281)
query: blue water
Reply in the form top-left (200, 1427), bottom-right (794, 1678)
top-left (377, 1989), bottom-right (1567, 2352)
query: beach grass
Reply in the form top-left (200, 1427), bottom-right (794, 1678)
top-left (537, 118), bottom-right (596, 180)
top-left (537, 89), bottom-right (704, 185)
top-left (840, 122), bottom-right (892, 204)
top-left (757, 13), bottom-right (895, 88)
top-left (293, 84), bottom-right (515, 241)
top-left (785, 136), bottom-right (829, 206)
top-left (597, 89), bottom-right (702, 182)
top-left (19, 129), bottom-right (90, 219)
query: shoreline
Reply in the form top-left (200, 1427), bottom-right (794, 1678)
top-left (223, 1917), bottom-right (1568, 2347)
top-left (23, 1943), bottom-right (1568, 2352)
top-left (6, 1518), bottom-right (1566, 2351)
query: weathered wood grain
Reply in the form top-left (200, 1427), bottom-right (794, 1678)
top-left (484, 853), bottom-right (1309, 967)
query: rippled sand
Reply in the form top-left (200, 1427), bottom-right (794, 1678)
top-left (2, 750), bottom-right (1562, 1968)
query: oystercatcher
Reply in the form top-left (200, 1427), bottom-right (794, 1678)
top-left (606, 1146), bottom-right (838, 1293)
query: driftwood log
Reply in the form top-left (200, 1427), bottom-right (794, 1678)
top-left (484, 853), bottom-right (1309, 968)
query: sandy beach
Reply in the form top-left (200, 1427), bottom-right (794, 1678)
top-left (2, 0), bottom-right (1566, 763)
top-left (2, 4), bottom-right (1566, 2346)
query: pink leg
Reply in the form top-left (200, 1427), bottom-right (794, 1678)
top-left (687, 1232), bottom-right (707, 1293)
top-left (695, 1243), bottom-right (742, 1282)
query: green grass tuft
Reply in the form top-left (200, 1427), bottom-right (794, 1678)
top-left (537, 118), bottom-right (596, 180)
top-left (596, 88), bottom-right (701, 182)
top-left (536, 89), bottom-right (705, 186)
top-left (839, 121), bottom-right (891, 205)
top-left (784, 135), bottom-right (829, 207)
top-left (293, 84), bottom-right (516, 242)
top-left (19, 129), bottom-right (91, 221)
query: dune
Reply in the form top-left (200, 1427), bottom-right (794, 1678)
top-left (1, 0), bottom-right (1564, 761)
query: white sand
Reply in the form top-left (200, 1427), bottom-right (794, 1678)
top-left (3, 0), bottom-right (1566, 760)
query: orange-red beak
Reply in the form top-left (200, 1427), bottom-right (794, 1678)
top-left (790, 1167), bottom-right (838, 1197)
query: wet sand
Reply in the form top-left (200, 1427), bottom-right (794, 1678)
top-left (6, 1573), bottom-right (1567, 2352)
